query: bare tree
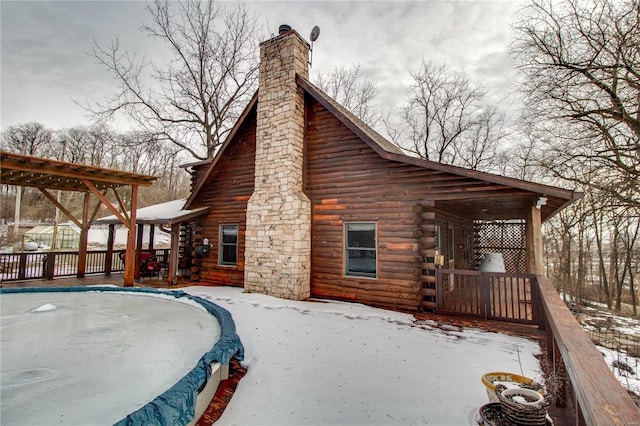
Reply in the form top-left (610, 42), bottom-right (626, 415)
top-left (496, 128), bottom-right (544, 181)
top-left (512, 0), bottom-right (640, 210)
top-left (112, 131), bottom-right (191, 204)
top-left (1, 122), bottom-right (55, 233)
top-left (1, 122), bottom-right (53, 155)
top-left (388, 60), bottom-right (506, 170)
top-left (314, 64), bottom-right (381, 127)
top-left (57, 124), bottom-right (115, 167)
top-left (89, 0), bottom-right (261, 160)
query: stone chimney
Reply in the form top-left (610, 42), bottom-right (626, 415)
top-left (243, 26), bottom-right (312, 300)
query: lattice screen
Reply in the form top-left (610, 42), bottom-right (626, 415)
top-left (473, 220), bottom-right (526, 273)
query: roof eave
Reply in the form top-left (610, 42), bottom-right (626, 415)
top-left (184, 92), bottom-right (259, 209)
top-left (296, 76), bottom-right (581, 206)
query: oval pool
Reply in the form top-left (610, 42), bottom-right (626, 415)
top-left (0, 287), bottom-right (243, 425)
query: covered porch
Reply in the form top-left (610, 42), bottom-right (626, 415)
top-left (93, 198), bottom-right (209, 285)
top-left (416, 170), bottom-right (582, 311)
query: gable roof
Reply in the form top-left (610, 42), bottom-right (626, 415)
top-left (296, 76), bottom-right (581, 220)
top-left (185, 76), bottom-right (582, 220)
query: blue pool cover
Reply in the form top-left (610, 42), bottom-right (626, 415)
top-left (0, 286), bottom-right (245, 426)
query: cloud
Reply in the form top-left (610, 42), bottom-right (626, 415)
top-left (1, 0), bottom-right (521, 131)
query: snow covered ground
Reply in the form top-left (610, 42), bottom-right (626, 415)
top-left (184, 286), bottom-right (542, 426)
top-left (7, 284), bottom-right (635, 425)
top-left (579, 304), bottom-right (640, 398)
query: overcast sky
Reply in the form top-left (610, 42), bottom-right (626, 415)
top-left (1, 1), bottom-right (524, 133)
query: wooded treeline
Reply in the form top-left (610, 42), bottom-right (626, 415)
top-left (512, 0), bottom-right (640, 314)
top-left (0, 122), bottom-right (193, 225)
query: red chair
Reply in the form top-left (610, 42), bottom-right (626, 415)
top-left (143, 260), bottom-right (162, 279)
top-left (120, 251), bottom-right (162, 279)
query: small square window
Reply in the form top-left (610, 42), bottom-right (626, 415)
top-left (219, 225), bottom-right (238, 266)
top-left (344, 222), bottom-right (377, 278)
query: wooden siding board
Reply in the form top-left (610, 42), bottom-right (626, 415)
top-left (306, 97), bottom-right (428, 309)
top-left (305, 95), bottom-right (534, 309)
top-left (191, 115), bottom-right (256, 286)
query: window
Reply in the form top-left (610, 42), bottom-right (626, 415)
top-left (219, 225), bottom-right (238, 266)
top-left (344, 222), bottom-right (377, 278)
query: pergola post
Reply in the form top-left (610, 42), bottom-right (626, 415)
top-left (526, 203), bottom-right (544, 275)
top-left (123, 185), bottom-right (138, 287)
top-left (77, 192), bottom-right (90, 278)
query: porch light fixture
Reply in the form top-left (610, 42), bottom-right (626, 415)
top-left (535, 196), bottom-right (548, 209)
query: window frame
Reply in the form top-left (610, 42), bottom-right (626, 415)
top-left (218, 224), bottom-right (239, 267)
top-left (344, 221), bottom-right (378, 279)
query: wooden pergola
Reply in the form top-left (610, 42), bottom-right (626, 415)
top-left (0, 150), bottom-right (157, 286)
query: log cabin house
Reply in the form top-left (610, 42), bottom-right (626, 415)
top-left (181, 26), bottom-right (581, 312)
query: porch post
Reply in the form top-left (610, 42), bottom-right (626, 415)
top-left (105, 224), bottom-right (115, 275)
top-left (135, 223), bottom-right (144, 279)
top-left (168, 222), bottom-right (181, 285)
top-left (149, 225), bottom-right (155, 251)
top-left (526, 204), bottom-right (543, 275)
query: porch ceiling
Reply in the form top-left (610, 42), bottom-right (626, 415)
top-left (435, 192), bottom-right (571, 222)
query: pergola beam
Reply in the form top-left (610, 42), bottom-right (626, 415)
top-left (37, 188), bottom-right (82, 228)
top-left (83, 179), bottom-right (131, 229)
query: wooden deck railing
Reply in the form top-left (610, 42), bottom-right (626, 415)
top-left (436, 269), bottom-right (640, 425)
top-left (0, 249), bottom-right (170, 282)
top-left (537, 276), bottom-right (639, 425)
top-left (435, 269), bottom-right (540, 324)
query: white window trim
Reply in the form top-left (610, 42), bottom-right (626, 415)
top-left (344, 221), bottom-right (378, 279)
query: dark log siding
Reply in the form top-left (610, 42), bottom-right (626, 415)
top-left (191, 114), bottom-right (256, 286)
top-left (189, 164), bottom-right (210, 192)
top-left (303, 95), bottom-right (535, 310)
top-left (305, 96), bottom-right (428, 310)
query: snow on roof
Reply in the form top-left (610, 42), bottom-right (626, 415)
top-left (94, 199), bottom-right (209, 225)
top-left (26, 223), bottom-right (80, 235)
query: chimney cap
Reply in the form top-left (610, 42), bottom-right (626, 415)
top-left (279, 24), bottom-right (292, 35)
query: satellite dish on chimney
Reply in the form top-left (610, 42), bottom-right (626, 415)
top-left (310, 26), bottom-right (320, 42)
top-left (309, 26), bottom-right (320, 67)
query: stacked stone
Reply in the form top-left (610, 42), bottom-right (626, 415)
top-left (244, 28), bottom-right (312, 300)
